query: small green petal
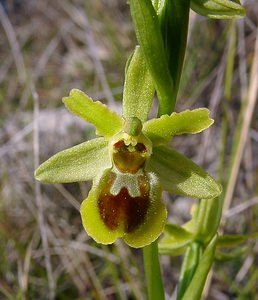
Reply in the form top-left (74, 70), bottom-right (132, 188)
top-left (35, 138), bottom-right (111, 183)
top-left (63, 89), bottom-right (123, 137)
top-left (123, 46), bottom-right (155, 122)
top-left (143, 108), bottom-right (213, 145)
top-left (147, 145), bottom-right (221, 199)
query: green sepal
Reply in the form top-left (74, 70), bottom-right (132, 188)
top-left (35, 138), bottom-right (111, 183)
top-left (147, 145), bottom-right (222, 199)
top-left (217, 233), bottom-right (258, 248)
top-left (63, 89), bottom-right (123, 137)
top-left (182, 234), bottom-right (218, 300)
top-left (190, 0), bottom-right (246, 19)
top-left (159, 223), bottom-right (193, 256)
top-left (130, 0), bottom-right (175, 115)
top-left (123, 46), bottom-right (155, 122)
top-left (81, 170), bottom-right (167, 248)
top-left (143, 108), bottom-right (213, 145)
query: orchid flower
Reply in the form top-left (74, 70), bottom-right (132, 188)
top-left (35, 87), bottom-right (221, 248)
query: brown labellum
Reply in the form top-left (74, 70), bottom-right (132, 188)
top-left (98, 171), bottom-right (150, 233)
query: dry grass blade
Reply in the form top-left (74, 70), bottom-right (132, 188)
top-left (222, 30), bottom-right (258, 218)
top-left (59, 0), bottom-right (115, 105)
top-left (0, 3), bottom-right (26, 84)
top-left (32, 83), bottom-right (56, 300)
top-left (0, 1), bottom-right (257, 299)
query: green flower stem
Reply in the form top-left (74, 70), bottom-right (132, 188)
top-left (134, 0), bottom-right (191, 296)
top-left (143, 241), bottom-right (165, 300)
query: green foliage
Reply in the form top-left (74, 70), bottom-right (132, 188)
top-left (130, 0), bottom-right (175, 115)
top-left (181, 235), bottom-right (218, 300)
top-left (156, 0), bottom-right (190, 99)
top-left (177, 242), bottom-right (203, 300)
top-left (191, 0), bottom-right (246, 18)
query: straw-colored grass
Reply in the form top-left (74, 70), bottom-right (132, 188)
top-left (0, 1), bottom-right (257, 299)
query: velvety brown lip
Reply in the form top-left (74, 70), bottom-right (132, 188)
top-left (98, 172), bottom-right (150, 233)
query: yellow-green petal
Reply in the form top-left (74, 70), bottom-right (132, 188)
top-left (143, 108), bottom-right (213, 145)
top-left (63, 89), bottom-right (123, 137)
top-left (35, 138), bottom-right (110, 183)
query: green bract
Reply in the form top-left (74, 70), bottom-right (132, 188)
top-left (190, 0), bottom-right (246, 19)
top-left (35, 89), bottom-right (221, 248)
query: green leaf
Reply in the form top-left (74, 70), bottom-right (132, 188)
top-left (130, 0), bottom-right (175, 115)
top-left (157, 0), bottom-right (190, 102)
top-left (147, 145), bottom-right (222, 199)
top-left (35, 138), bottom-right (111, 183)
top-left (190, 0), bottom-right (246, 19)
top-left (215, 246), bottom-right (247, 261)
top-left (182, 234), bottom-right (218, 300)
top-left (159, 237), bottom-right (191, 256)
top-left (63, 89), bottom-right (123, 137)
top-left (164, 223), bottom-right (193, 240)
top-left (159, 223), bottom-right (193, 255)
top-left (194, 196), bottom-right (222, 244)
top-left (123, 46), bottom-right (155, 122)
top-left (143, 108), bottom-right (214, 145)
top-left (217, 233), bottom-right (258, 248)
top-left (177, 242), bottom-right (203, 300)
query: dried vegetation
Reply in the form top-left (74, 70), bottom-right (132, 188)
top-left (0, 0), bottom-right (257, 299)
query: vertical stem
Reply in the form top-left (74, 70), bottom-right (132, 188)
top-left (143, 241), bottom-right (165, 300)
top-left (137, 0), bottom-right (190, 297)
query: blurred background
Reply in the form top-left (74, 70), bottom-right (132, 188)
top-left (0, 0), bottom-right (257, 299)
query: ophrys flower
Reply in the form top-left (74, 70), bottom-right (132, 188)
top-left (35, 89), bottom-right (221, 248)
